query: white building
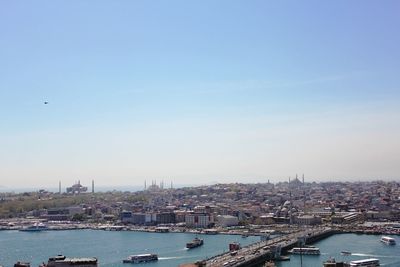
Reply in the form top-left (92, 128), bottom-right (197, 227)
top-left (185, 213), bottom-right (214, 228)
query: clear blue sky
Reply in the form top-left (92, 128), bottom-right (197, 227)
top-left (1, 1), bottom-right (399, 188)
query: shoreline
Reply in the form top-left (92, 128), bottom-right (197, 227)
top-left (1, 223), bottom-right (399, 236)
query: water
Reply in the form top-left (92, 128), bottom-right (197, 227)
top-left (1, 231), bottom-right (399, 267)
top-left (273, 233), bottom-right (400, 267)
top-left (0, 230), bottom-right (259, 267)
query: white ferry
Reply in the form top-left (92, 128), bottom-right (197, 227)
top-left (289, 247), bottom-right (320, 255)
top-left (380, 236), bottom-right (396, 245)
top-left (349, 258), bottom-right (380, 267)
top-left (19, 223), bottom-right (48, 232)
top-left (122, 254), bottom-right (158, 264)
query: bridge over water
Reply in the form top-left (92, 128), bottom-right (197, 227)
top-left (200, 227), bottom-right (335, 267)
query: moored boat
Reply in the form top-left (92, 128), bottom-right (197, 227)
top-left (19, 223), bottom-right (48, 232)
top-left (186, 237), bottom-right (204, 249)
top-left (122, 254), bottom-right (158, 264)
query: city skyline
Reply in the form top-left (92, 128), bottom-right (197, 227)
top-left (1, 1), bottom-right (400, 187)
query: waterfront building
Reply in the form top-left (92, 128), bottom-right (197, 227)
top-left (294, 215), bottom-right (322, 225)
top-left (174, 211), bottom-right (187, 223)
top-left (45, 208), bottom-right (70, 221)
top-left (332, 212), bottom-right (363, 224)
top-left (185, 213), bottom-right (215, 228)
top-left (156, 212), bottom-right (176, 224)
top-left (217, 215), bottom-right (239, 227)
top-left (121, 211), bottom-right (133, 224)
top-left (133, 213), bottom-right (146, 224)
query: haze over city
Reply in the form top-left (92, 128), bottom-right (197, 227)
top-left (1, 1), bottom-right (400, 188)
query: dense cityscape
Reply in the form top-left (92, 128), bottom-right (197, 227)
top-left (1, 180), bottom-right (400, 266)
top-left (1, 179), bottom-right (400, 231)
top-left (2, 1), bottom-right (400, 266)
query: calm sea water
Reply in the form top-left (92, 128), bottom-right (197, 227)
top-left (274, 233), bottom-right (400, 267)
top-left (0, 230), bottom-right (259, 267)
top-left (0, 231), bottom-right (399, 267)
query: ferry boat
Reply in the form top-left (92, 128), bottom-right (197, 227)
top-left (41, 255), bottom-right (98, 267)
top-left (349, 258), bottom-right (380, 267)
top-left (19, 223), bottom-right (48, 232)
top-left (186, 237), bottom-right (204, 249)
top-left (122, 254), bottom-right (158, 264)
top-left (380, 236), bottom-right (396, 245)
top-left (289, 246), bottom-right (320, 255)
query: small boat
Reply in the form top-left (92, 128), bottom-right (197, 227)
top-left (19, 223), bottom-right (48, 232)
top-left (341, 251), bottom-right (352, 256)
top-left (323, 257), bottom-right (347, 267)
top-left (14, 262), bottom-right (30, 267)
top-left (380, 236), bottom-right (396, 245)
top-left (123, 254), bottom-right (158, 264)
top-left (349, 258), bottom-right (380, 267)
top-left (186, 237), bottom-right (204, 249)
top-left (289, 246), bottom-right (320, 255)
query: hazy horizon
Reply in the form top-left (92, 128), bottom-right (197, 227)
top-left (0, 175), bottom-right (398, 192)
top-left (1, 1), bottom-right (400, 187)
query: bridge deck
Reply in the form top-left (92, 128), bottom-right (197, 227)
top-left (203, 227), bottom-right (334, 267)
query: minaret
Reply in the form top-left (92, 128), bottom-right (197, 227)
top-left (302, 174), bottom-right (306, 214)
top-left (145, 180), bottom-right (147, 190)
top-left (59, 181), bottom-right (61, 194)
top-left (92, 180), bottom-right (95, 193)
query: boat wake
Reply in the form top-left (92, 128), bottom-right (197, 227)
top-left (352, 253), bottom-right (400, 258)
top-left (159, 256), bottom-right (196, 260)
top-left (382, 261), bottom-right (400, 266)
